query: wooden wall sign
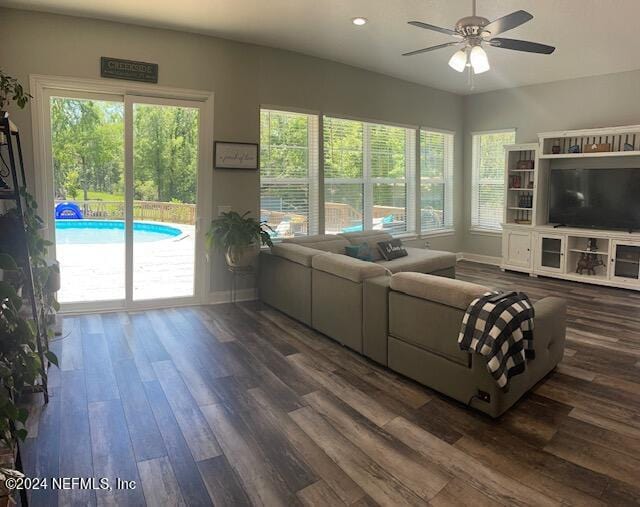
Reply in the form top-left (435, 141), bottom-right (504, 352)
top-left (100, 57), bottom-right (158, 83)
top-left (214, 141), bottom-right (259, 170)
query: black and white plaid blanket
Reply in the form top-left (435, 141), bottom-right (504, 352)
top-left (458, 291), bottom-right (535, 389)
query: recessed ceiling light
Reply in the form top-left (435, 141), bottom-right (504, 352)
top-left (352, 17), bottom-right (367, 26)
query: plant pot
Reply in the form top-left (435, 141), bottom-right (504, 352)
top-left (225, 244), bottom-right (259, 268)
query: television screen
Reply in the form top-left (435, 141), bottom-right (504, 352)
top-left (548, 168), bottom-right (640, 231)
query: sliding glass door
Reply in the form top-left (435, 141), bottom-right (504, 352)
top-left (128, 98), bottom-right (200, 301)
top-left (47, 91), bottom-right (204, 310)
top-left (50, 93), bottom-right (126, 304)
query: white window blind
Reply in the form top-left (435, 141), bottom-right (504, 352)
top-left (471, 130), bottom-right (516, 231)
top-left (420, 130), bottom-right (454, 232)
top-left (260, 109), bottom-right (319, 239)
top-left (323, 116), bottom-right (415, 235)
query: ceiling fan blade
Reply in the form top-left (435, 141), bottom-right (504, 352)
top-left (483, 10), bottom-right (533, 36)
top-left (408, 21), bottom-right (459, 37)
top-left (489, 38), bottom-right (555, 54)
top-left (402, 41), bottom-right (460, 56)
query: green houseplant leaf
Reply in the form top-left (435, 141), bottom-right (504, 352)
top-left (206, 210), bottom-right (274, 251)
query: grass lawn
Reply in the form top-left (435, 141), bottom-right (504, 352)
top-left (85, 190), bottom-right (124, 201)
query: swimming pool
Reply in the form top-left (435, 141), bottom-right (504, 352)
top-left (55, 220), bottom-right (183, 244)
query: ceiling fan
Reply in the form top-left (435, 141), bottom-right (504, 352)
top-left (402, 0), bottom-right (555, 75)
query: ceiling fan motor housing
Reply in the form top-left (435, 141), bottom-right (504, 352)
top-left (455, 16), bottom-right (490, 37)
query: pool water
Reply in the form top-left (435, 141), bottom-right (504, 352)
top-left (55, 220), bottom-right (182, 244)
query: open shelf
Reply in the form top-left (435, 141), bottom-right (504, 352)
top-left (567, 249), bottom-right (608, 278)
top-left (539, 150), bottom-right (640, 159)
top-left (508, 188), bottom-right (533, 191)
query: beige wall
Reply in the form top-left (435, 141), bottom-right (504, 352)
top-left (0, 8), bottom-right (464, 294)
top-left (463, 68), bottom-right (640, 258)
top-left (10, 8), bottom-right (635, 277)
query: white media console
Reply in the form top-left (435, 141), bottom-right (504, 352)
top-left (501, 125), bottom-right (640, 290)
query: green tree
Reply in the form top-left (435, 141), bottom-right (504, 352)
top-left (51, 98), bottom-right (199, 205)
top-left (65, 169), bottom-right (80, 199)
top-left (133, 104), bottom-right (198, 203)
top-left (51, 98), bottom-right (124, 200)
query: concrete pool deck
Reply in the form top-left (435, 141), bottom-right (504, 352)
top-left (56, 223), bottom-right (195, 303)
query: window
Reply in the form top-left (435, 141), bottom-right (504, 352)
top-left (323, 116), bottom-right (415, 235)
top-left (471, 130), bottom-right (516, 231)
top-left (420, 130), bottom-right (454, 232)
top-left (260, 109), bottom-right (319, 239)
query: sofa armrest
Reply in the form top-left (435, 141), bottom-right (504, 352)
top-left (270, 243), bottom-right (324, 267)
top-left (312, 253), bottom-right (387, 283)
top-left (532, 296), bottom-right (566, 361)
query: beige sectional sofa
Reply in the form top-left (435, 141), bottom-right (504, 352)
top-left (258, 231), bottom-right (566, 417)
top-left (258, 231), bottom-right (456, 327)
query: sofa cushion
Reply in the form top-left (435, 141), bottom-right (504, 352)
top-left (390, 272), bottom-right (488, 310)
top-left (283, 234), bottom-right (349, 254)
top-left (270, 243), bottom-right (325, 267)
top-left (312, 253), bottom-right (387, 283)
top-left (345, 243), bottom-right (374, 262)
top-left (340, 231), bottom-right (392, 261)
top-left (377, 247), bottom-right (456, 274)
top-left (377, 239), bottom-right (408, 261)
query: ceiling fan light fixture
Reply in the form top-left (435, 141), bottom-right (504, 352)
top-left (448, 49), bottom-right (467, 72)
top-left (470, 45), bottom-right (490, 74)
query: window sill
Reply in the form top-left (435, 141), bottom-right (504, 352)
top-left (419, 229), bottom-right (455, 238)
top-left (468, 228), bottom-right (502, 237)
top-left (393, 232), bottom-right (418, 241)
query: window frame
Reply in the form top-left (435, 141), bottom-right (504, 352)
top-left (322, 115), bottom-right (417, 236)
top-left (470, 128), bottom-right (516, 234)
top-left (419, 127), bottom-right (455, 236)
top-left (259, 107), bottom-right (320, 240)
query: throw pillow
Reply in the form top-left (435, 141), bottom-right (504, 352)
top-left (345, 243), bottom-right (373, 261)
top-left (377, 239), bottom-right (408, 261)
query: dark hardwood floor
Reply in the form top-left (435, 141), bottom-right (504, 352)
top-left (21, 261), bottom-right (640, 506)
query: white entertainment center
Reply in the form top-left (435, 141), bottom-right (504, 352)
top-left (501, 124), bottom-right (640, 290)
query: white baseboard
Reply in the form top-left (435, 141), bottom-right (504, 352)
top-left (458, 252), bottom-right (502, 266)
top-left (208, 288), bottom-right (258, 305)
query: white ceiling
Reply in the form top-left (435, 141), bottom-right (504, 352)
top-left (3, 0), bottom-right (640, 94)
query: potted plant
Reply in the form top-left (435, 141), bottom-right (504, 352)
top-left (206, 211), bottom-right (273, 267)
top-left (0, 70), bottom-right (31, 114)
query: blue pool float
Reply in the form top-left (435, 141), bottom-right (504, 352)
top-left (55, 202), bottom-right (83, 219)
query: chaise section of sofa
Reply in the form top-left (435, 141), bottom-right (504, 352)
top-left (341, 230), bottom-right (457, 275)
top-left (383, 272), bottom-right (566, 417)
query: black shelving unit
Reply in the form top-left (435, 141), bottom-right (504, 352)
top-left (1, 115), bottom-right (50, 401)
top-left (1, 113), bottom-right (53, 507)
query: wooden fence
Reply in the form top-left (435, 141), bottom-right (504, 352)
top-left (262, 202), bottom-right (408, 235)
top-left (55, 200), bottom-right (197, 225)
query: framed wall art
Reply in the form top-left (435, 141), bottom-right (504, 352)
top-left (214, 141), bottom-right (259, 170)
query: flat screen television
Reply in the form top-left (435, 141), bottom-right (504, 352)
top-left (548, 168), bottom-right (640, 231)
